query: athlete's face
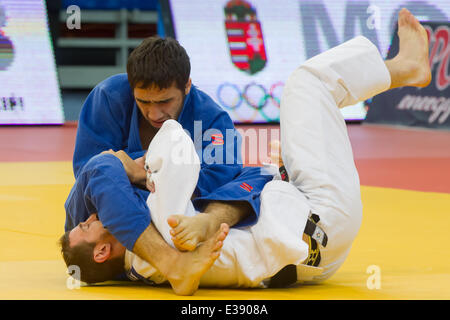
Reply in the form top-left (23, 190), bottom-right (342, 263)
top-left (134, 80), bottom-right (192, 129)
top-left (69, 213), bottom-right (107, 247)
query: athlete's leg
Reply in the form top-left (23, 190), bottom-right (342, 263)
top-left (146, 120), bottom-right (253, 252)
top-left (140, 121), bottom-right (310, 288)
top-left (203, 9), bottom-right (432, 286)
top-left (281, 35), bottom-right (388, 247)
top-left (145, 119), bottom-right (252, 253)
top-left (144, 119), bottom-right (200, 247)
top-left (280, 8), bottom-right (431, 279)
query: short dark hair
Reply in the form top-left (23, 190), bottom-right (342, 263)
top-left (127, 36), bottom-right (191, 92)
top-left (59, 231), bottom-right (125, 284)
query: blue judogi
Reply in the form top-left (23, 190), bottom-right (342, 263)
top-left (65, 74), bottom-right (259, 250)
top-left (72, 73), bottom-right (242, 196)
top-left (64, 154), bottom-right (273, 251)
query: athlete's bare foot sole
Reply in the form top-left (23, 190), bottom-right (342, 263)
top-left (166, 223), bottom-right (229, 295)
top-left (387, 8), bottom-right (431, 89)
top-left (168, 214), bottom-right (221, 251)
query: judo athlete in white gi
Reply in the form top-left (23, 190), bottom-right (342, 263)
top-left (62, 8), bottom-right (431, 296)
top-left (124, 8), bottom-right (432, 291)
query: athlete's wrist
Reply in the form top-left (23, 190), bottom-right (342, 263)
top-left (131, 168), bottom-right (147, 188)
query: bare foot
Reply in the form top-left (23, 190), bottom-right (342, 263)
top-left (386, 8), bottom-right (431, 89)
top-left (166, 223), bottom-right (229, 295)
top-left (168, 214), bottom-right (220, 251)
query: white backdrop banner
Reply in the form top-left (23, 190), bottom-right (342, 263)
top-left (0, 0), bottom-right (63, 125)
top-left (169, 0), bottom-right (450, 122)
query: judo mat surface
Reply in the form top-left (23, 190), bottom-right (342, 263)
top-left (0, 123), bottom-right (449, 300)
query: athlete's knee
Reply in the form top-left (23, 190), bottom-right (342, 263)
top-left (282, 66), bottom-right (321, 105)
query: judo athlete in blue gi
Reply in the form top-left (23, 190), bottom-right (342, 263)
top-left (62, 130), bottom-right (272, 294)
top-left (61, 9), bottom-right (431, 295)
top-left (65, 36), bottom-right (254, 271)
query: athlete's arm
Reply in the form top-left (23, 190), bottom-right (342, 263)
top-left (101, 150), bottom-right (147, 189)
top-left (73, 76), bottom-right (137, 178)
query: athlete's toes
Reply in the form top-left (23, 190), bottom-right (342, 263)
top-left (170, 222), bottom-right (186, 236)
top-left (406, 10), bottom-right (415, 25)
top-left (216, 231), bottom-right (226, 243)
top-left (170, 227), bottom-right (184, 237)
top-left (173, 229), bottom-right (191, 242)
top-left (218, 223), bottom-right (229, 238)
top-left (211, 251), bottom-right (220, 260)
top-left (180, 239), bottom-right (197, 251)
top-left (215, 228), bottom-right (229, 243)
top-left (172, 239), bottom-right (189, 252)
top-left (213, 240), bottom-right (223, 252)
top-left (398, 8), bottom-right (408, 27)
top-left (167, 215), bottom-right (181, 228)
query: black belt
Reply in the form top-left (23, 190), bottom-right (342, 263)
top-left (305, 213), bottom-right (328, 248)
top-left (278, 165), bottom-right (328, 247)
top-left (267, 213), bottom-right (328, 288)
top-left (268, 166), bottom-right (328, 288)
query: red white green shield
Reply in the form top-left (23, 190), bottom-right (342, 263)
top-left (224, 0), bottom-right (267, 75)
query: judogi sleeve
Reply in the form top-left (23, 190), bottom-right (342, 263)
top-left (73, 75), bottom-right (135, 178)
top-left (65, 153), bottom-right (150, 251)
top-left (193, 166), bottom-right (274, 228)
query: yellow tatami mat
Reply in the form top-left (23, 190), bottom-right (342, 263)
top-left (0, 162), bottom-right (449, 300)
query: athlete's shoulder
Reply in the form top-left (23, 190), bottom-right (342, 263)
top-left (86, 73), bottom-right (134, 112)
top-left (96, 73), bottom-right (132, 94)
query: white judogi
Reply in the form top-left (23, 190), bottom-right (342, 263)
top-left (124, 36), bottom-right (391, 287)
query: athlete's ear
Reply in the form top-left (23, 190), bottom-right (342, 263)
top-left (93, 243), bottom-right (111, 263)
top-left (185, 78), bottom-right (192, 95)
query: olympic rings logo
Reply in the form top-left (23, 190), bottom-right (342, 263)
top-left (216, 82), bottom-right (284, 122)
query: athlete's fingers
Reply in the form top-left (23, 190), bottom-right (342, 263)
top-left (146, 180), bottom-right (155, 193)
top-left (101, 149), bottom-right (114, 155)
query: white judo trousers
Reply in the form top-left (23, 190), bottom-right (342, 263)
top-left (279, 35), bottom-right (391, 281)
top-left (124, 36), bottom-right (392, 287)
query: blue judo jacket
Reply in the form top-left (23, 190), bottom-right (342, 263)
top-left (64, 154), bottom-right (274, 251)
top-left (72, 74), bottom-right (242, 196)
top-left (65, 74), bottom-right (269, 250)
